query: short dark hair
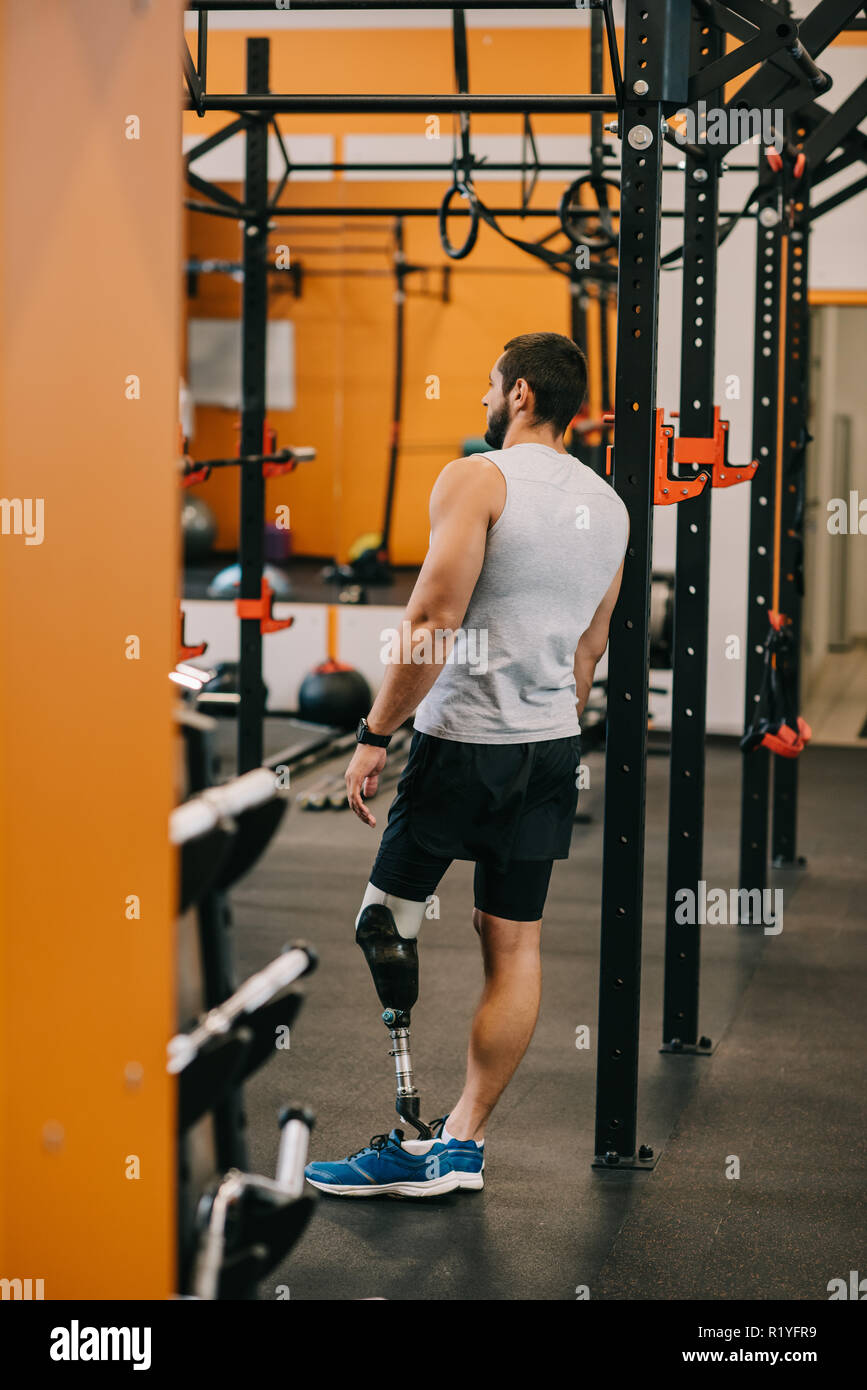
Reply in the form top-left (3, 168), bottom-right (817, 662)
top-left (498, 332), bottom-right (588, 434)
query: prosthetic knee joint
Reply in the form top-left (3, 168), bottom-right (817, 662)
top-left (356, 904), bottom-right (431, 1140)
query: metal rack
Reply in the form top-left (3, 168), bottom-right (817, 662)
top-left (180, 1), bottom-right (867, 1168)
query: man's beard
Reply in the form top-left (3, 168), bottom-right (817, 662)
top-left (483, 401), bottom-right (510, 450)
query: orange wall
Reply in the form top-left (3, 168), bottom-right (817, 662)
top-left (183, 24), bottom-right (615, 565)
top-left (0, 0), bottom-right (182, 1297)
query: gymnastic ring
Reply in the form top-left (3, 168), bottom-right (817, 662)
top-left (438, 180), bottom-right (481, 261)
top-left (558, 174), bottom-right (620, 251)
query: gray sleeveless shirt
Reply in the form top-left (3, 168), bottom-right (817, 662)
top-left (413, 443), bottom-right (629, 744)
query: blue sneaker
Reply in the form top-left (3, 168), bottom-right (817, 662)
top-left (304, 1127), bottom-right (459, 1198)
top-left (430, 1116), bottom-right (485, 1190)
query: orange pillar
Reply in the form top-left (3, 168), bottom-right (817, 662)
top-left (0, 0), bottom-right (182, 1298)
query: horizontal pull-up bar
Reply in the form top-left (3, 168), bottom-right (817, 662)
top-left (188, 2), bottom-right (599, 9)
top-left (185, 199), bottom-right (750, 221)
top-left (787, 37), bottom-right (832, 94)
top-left (186, 94), bottom-right (618, 114)
top-left (276, 204), bottom-right (607, 218)
top-left (264, 161), bottom-right (620, 174)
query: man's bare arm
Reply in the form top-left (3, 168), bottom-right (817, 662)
top-left (365, 456), bottom-right (503, 735)
top-left (573, 560), bottom-right (624, 717)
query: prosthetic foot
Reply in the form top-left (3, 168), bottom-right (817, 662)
top-left (356, 904), bottom-right (432, 1140)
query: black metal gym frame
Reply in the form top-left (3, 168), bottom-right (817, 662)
top-left (660, 9), bottom-right (726, 1059)
top-left (771, 80), bottom-right (867, 866)
top-left (189, 204), bottom-right (737, 220)
top-left (188, 0), bottom-right (597, 9)
top-left (178, 1), bottom-right (628, 771)
top-left (181, 37), bottom-right (289, 775)
top-left (592, 0), bottom-right (691, 1171)
top-left (569, 2), bottom-right (615, 473)
top-left (660, 0), bottom-right (858, 1045)
top-left (192, 160), bottom-right (620, 176)
top-left (190, 93), bottom-right (620, 115)
top-left (592, 0), bottom-right (863, 1166)
top-left (179, 3), bottom-right (867, 1160)
top-left (771, 135), bottom-right (810, 868)
top-left (740, 155), bottom-right (781, 893)
top-left (702, 0), bottom-right (852, 153)
top-left (566, 0), bottom-right (593, 427)
top-left (237, 38), bottom-right (272, 774)
top-left (739, 46), bottom-right (867, 886)
top-left (184, 2), bottom-right (619, 115)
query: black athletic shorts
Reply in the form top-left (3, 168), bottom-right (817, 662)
top-left (369, 730), bottom-right (582, 921)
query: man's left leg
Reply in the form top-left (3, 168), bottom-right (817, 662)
top-left (432, 858), bottom-right (554, 1188)
top-left (445, 909), bottom-right (543, 1143)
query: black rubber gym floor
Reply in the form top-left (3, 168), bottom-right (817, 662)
top-left (229, 740), bottom-right (867, 1301)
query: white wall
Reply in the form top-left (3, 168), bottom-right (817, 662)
top-left (802, 305), bottom-right (867, 686)
top-left (834, 309), bottom-right (867, 638)
top-left (655, 43), bottom-right (867, 731)
top-left (803, 45), bottom-right (867, 292)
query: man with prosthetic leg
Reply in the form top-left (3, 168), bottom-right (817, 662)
top-left (305, 334), bottom-right (628, 1198)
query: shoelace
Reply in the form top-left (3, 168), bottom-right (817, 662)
top-left (347, 1132), bottom-right (399, 1162)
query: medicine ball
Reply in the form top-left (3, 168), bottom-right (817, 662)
top-left (206, 562), bottom-right (293, 600)
top-left (194, 661), bottom-right (269, 718)
top-left (182, 496), bottom-right (217, 563)
top-left (298, 660), bottom-right (371, 730)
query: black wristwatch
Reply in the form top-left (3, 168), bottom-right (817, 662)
top-left (356, 717), bottom-right (392, 749)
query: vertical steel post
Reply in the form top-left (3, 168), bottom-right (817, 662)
top-left (593, 7), bottom-right (613, 467)
top-left (380, 217), bottom-right (405, 556)
top-left (593, 0), bottom-right (689, 1167)
top-left (739, 158), bottom-right (780, 892)
top-left (772, 152), bottom-right (811, 867)
top-left (569, 4), bottom-right (609, 476)
top-left (590, 5), bottom-right (606, 178)
top-left (660, 8), bottom-right (722, 1054)
top-left (197, 7), bottom-right (208, 91)
top-left (238, 38), bottom-right (270, 774)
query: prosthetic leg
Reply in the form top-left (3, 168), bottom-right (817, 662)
top-left (356, 903), bottom-right (432, 1140)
